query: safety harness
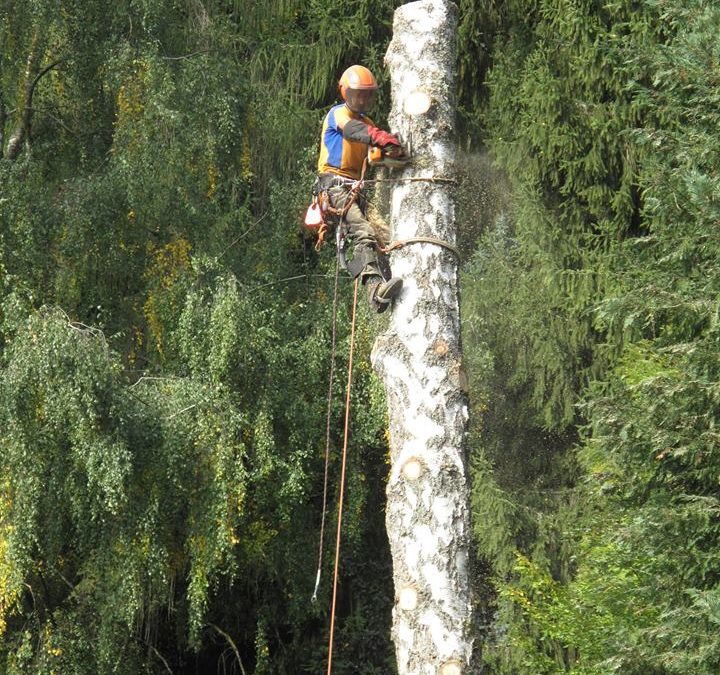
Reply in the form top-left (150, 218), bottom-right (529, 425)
top-left (305, 160), bottom-right (459, 263)
top-left (306, 159), bottom-right (370, 252)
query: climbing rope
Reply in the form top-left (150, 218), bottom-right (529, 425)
top-left (312, 255), bottom-right (342, 604)
top-left (314, 171), bottom-right (460, 261)
top-left (326, 277), bottom-right (359, 675)
top-left (314, 159), bottom-right (370, 253)
top-left (370, 172), bottom-right (460, 259)
top-left (364, 175), bottom-right (456, 186)
top-left (312, 166), bottom-right (365, 602)
top-left (381, 235), bottom-right (460, 259)
top-left (310, 163), bottom-right (457, 672)
top-left (325, 159), bottom-right (369, 218)
top-left (309, 202), bottom-right (361, 671)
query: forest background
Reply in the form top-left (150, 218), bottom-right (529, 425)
top-left (2, 0), bottom-right (720, 673)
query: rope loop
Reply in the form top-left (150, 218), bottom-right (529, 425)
top-left (380, 236), bottom-right (460, 259)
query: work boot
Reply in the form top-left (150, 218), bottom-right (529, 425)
top-left (366, 276), bottom-right (403, 314)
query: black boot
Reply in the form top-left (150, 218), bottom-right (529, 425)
top-left (366, 275), bottom-right (403, 314)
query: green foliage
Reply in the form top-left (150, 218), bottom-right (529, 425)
top-left (1, 0), bottom-right (399, 671)
top-left (473, 0), bottom-right (661, 431)
top-left (10, 0), bottom-right (720, 670)
top-left (0, 307), bottom-right (254, 671)
top-left (465, 0), bottom-right (720, 672)
top-left (574, 5), bottom-right (720, 671)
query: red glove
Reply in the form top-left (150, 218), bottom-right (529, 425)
top-left (368, 126), bottom-right (401, 148)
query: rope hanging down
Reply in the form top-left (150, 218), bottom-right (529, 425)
top-left (326, 278), bottom-right (360, 675)
top-left (312, 159), bottom-right (369, 606)
top-left (311, 164), bottom-right (457, 672)
top-left (311, 255), bottom-right (343, 604)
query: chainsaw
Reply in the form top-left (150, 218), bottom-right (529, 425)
top-left (368, 134), bottom-right (412, 169)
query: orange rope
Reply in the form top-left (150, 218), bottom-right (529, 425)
top-left (326, 277), bottom-right (359, 675)
top-left (312, 255), bottom-right (342, 603)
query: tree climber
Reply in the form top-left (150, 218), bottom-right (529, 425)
top-left (315, 64), bottom-right (405, 313)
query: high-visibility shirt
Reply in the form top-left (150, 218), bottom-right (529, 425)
top-left (317, 104), bottom-right (374, 180)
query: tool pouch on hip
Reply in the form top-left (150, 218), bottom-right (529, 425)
top-left (302, 182), bottom-right (330, 237)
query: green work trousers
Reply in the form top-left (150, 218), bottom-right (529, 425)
top-left (326, 185), bottom-right (384, 281)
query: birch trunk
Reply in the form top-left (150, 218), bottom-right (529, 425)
top-left (371, 2), bottom-right (474, 673)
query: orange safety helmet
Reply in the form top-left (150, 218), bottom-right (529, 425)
top-left (338, 65), bottom-right (378, 114)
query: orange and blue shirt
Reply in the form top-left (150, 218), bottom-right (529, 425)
top-left (317, 104), bottom-right (374, 180)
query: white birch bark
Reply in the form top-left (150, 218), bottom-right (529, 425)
top-left (371, 2), bottom-right (474, 674)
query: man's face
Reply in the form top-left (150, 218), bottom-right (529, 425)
top-left (346, 88), bottom-right (376, 114)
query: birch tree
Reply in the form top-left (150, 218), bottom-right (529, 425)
top-left (371, 2), bottom-right (475, 673)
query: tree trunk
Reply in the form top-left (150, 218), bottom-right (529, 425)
top-left (4, 30), bottom-right (60, 161)
top-left (371, 2), bottom-right (474, 674)
top-left (0, 93), bottom-right (6, 159)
